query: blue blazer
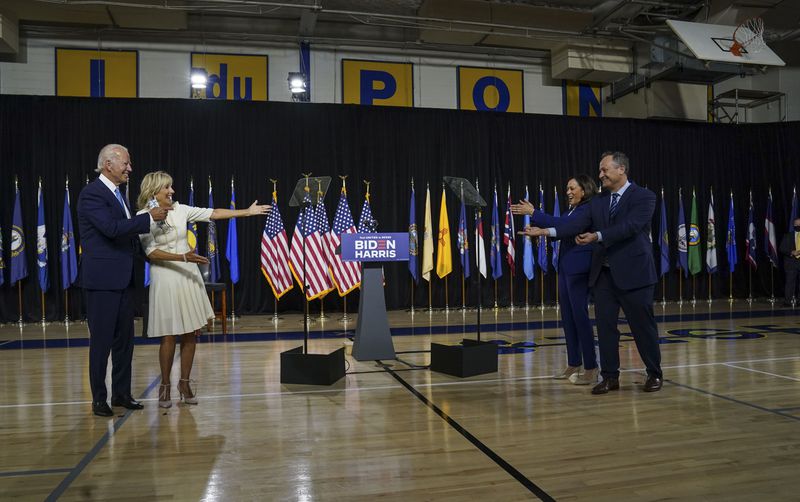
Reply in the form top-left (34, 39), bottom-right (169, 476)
top-left (532, 203), bottom-right (592, 276)
top-left (77, 178), bottom-right (151, 290)
top-left (538, 183), bottom-right (657, 290)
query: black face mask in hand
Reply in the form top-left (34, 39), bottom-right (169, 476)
top-left (795, 226), bottom-right (800, 232)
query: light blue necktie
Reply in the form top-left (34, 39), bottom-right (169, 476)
top-left (609, 192), bottom-right (620, 219)
top-left (114, 188), bottom-right (128, 217)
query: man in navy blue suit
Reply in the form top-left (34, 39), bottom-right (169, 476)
top-left (523, 152), bottom-right (663, 394)
top-left (78, 144), bottom-right (170, 417)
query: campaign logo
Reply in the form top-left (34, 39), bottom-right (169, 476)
top-left (341, 233), bottom-right (410, 262)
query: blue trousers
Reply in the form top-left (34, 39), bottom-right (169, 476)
top-left (558, 271), bottom-right (597, 369)
top-left (86, 288), bottom-right (136, 403)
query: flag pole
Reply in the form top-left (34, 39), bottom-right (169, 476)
top-left (769, 267), bottom-right (776, 305)
top-left (272, 297), bottom-right (281, 324)
top-left (17, 282), bottom-right (23, 327)
top-left (509, 274), bottom-right (514, 311)
top-left (525, 279), bottom-right (529, 311)
top-left (728, 273), bottom-right (734, 303)
top-left (539, 270), bottom-right (545, 311)
top-left (461, 272), bottom-right (466, 310)
top-left (40, 290), bottom-right (46, 326)
top-left (444, 276), bottom-right (449, 313)
top-left (678, 270), bottom-right (683, 306)
top-left (691, 276), bottom-right (696, 307)
top-left (427, 280), bottom-right (432, 312)
top-left (319, 297), bottom-right (328, 320)
top-left (747, 267), bottom-right (753, 305)
top-left (341, 295), bottom-right (351, 323)
top-left (64, 289), bottom-right (70, 325)
top-left (708, 273), bottom-right (712, 305)
top-left (493, 279), bottom-right (498, 310)
top-left (554, 271), bottom-right (559, 311)
top-left (661, 276), bottom-right (667, 307)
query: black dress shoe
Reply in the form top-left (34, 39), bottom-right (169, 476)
top-left (591, 377), bottom-right (620, 395)
top-left (111, 396), bottom-right (144, 410)
top-left (643, 375), bottom-right (663, 392)
top-left (92, 401), bottom-right (114, 417)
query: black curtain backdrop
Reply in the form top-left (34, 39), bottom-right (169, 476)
top-left (0, 95), bottom-right (798, 322)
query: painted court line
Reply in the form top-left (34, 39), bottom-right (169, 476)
top-left (0, 468), bottom-right (73, 478)
top-left (5, 354), bottom-right (800, 409)
top-left (722, 363), bottom-right (800, 382)
top-left (44, 377), bottom-right (161, 502)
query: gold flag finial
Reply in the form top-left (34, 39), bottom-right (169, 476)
top-left (270, 178), bottom-right (278, 202)
top-left (339, 174), bottom-right (348, 195)
top-left (363, 179), bottom-right (371, 203)
top-left (302, 172), bottom-right (312, 192)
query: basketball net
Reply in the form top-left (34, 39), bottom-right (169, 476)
top-left (730, 17), bottom-right (766, 57)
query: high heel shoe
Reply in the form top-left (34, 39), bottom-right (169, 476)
top-left (178, 379), bottom-right (198, 405)
top-left (158, 383), bottom-right (172, 409)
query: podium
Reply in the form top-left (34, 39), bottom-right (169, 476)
top-left (429, 177), bottom-right (498, 378)
top-left (341, 232), bottom-right (409, 361)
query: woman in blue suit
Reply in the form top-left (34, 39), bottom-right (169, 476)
top-left (516, 175), bottom-right (599, 385)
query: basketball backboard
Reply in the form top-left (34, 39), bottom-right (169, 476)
top-left (667, 20), bottom-right (785, 66)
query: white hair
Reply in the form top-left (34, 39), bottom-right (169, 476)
top-left (95, 144), bottom-right (128, 173)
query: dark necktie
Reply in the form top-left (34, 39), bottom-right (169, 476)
top-left (609, 192), bottom-right (620, 219)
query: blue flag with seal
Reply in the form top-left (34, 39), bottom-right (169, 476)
top-left (677, 188), bottom-right (688, 277)
top-left (659, 189), bottom-right (669, 276)
top-left (726, 192), bottom-right (737, 273)
top-left (408, 182), bottom-right (418, 283)
top-left (551, 186), bottom-right (561, 270)
top-left (490, 186), bottom-right (503, 280)
top-left (37, 180), bottom-right (49, 292)
top-left (537, 185), bottom-right (548, 274)
top-left (225, 177), bottom-right (239, 284)
top-left (11, 180), bottom-right (28, 286)
top-left (61, 180), bottom-right (78, 290)
top-left (522, 186), bottom-right (534, 281)
top-left (208, 179), bottom-right (221, 282)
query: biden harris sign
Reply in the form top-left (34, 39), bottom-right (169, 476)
top-left (341, 233), bottom-right (410, 262)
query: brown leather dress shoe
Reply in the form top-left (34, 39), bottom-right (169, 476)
top-left (643, 375), bottom-right (663, 392)
top-left (591, 377), bottom-right (620, 395)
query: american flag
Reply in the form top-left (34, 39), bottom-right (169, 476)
top-left (289, 189), bottom-right (334, 299)
top-left (358, 195), bottom-right (376, 233)
top-left (260, 190), bottom-right (293, 299)
top-left (503, 185), bottom-right (515, 276)
top-left (314, 197), bottom-right (335, 297)
top-left (327, 189), bottom-right (362, 296)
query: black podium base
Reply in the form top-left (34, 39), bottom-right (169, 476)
top-left (430, 339), bottom-right (498, 378)
top-left (280, 346), bottom-right (346, 385)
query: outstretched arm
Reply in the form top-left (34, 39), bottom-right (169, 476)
top-left (210, 200), bottom-right (270, 220)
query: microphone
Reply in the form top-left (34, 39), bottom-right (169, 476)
top-left (147, 198), bottom-right (165, 228)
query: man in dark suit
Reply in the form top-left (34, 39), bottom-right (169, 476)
top-left (779, 217), bottom-right (800, 307)
top-left (524, 152), bottom-right (663, 394)
top-left (78, 144), bottom-right (170, 417)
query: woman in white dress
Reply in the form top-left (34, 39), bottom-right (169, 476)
top-left (137, 171), bottom-right (269, 408)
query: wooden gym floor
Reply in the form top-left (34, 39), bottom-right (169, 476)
top-left (1, 301), bottom-right (799, 501)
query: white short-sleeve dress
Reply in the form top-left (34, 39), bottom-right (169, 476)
top-left (138, 202), bottom-right (215, 337)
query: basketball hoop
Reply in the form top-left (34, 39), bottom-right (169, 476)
top-left (730, 17), bottom-right (766, 56)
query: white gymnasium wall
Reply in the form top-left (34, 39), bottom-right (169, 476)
top-left (0, 37), bottom-right (562, 115)
top-left (1, 37), bottom-right (796, 122)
